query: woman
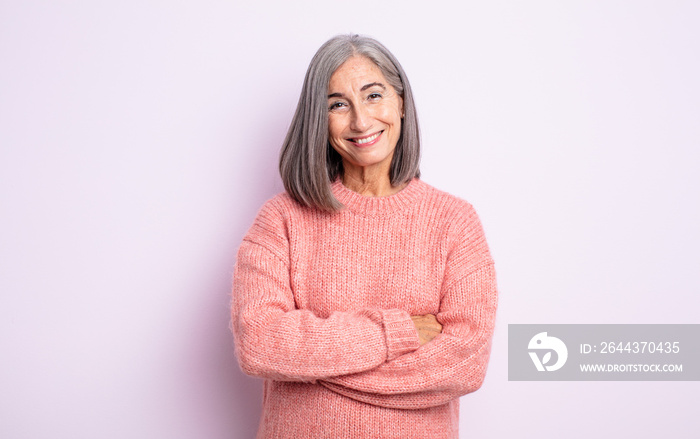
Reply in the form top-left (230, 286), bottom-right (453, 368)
top-left (232, 34), bottom-right (497, 438)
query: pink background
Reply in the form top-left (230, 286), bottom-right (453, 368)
top-left (1, 1), bottom-right (698, 437)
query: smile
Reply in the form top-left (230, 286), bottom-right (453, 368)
top-left (349, 131), bottom-right (382, 146)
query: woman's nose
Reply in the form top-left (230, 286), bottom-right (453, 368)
top-left (349, 105), bottom-right (371, 132)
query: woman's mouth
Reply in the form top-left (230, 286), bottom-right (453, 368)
top-left (349, 131), bottom-right (382, 146)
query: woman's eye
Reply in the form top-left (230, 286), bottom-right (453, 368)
top-left (368, 93), bottom-right (382, 100)
top-left (329, 102), bottom-right (346, 111)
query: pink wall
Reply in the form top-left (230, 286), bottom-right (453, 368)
top-left (1, 1), bottom-right (699, 437)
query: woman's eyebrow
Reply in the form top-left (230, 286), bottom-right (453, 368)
top-left (360, 82), bottom-right (386, 92)
top-left (328, 83), bottom-right (387, 99)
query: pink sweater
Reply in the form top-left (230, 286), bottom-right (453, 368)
top-left (232, 178), bottom-right (498, 438)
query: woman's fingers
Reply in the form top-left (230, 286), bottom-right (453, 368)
top-left (411, 314), bottom-right (443, 346)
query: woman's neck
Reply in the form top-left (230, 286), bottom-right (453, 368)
top-left (341, 168), bottom-right (407, 197)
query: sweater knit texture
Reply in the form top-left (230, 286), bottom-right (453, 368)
top-left (232, 178), bottom-right (498, 438)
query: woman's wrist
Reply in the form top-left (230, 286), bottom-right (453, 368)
top-left (383, 309), bottom-right (421, 361)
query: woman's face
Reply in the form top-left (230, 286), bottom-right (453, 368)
top-left (327, 56), bottom-right (403, 177)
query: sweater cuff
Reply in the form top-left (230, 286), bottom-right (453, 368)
top-left (383, 309), bottom-right (421, 361)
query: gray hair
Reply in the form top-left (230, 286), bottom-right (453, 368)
top-left (279, 34), bottom-right (421, 211)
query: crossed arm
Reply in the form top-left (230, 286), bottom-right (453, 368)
top-left (232, 240), bottom-right (425, 381)
top-left (318, 261), bottom-right (497, 409)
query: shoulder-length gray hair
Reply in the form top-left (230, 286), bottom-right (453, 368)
top-left (279, 34), bottom-right (421, 212)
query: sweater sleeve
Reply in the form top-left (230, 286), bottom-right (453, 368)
top-left (318, 205), bottom-right (498, 409)
top-left (231, 199), bottom-right (421, 382)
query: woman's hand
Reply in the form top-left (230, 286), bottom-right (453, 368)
top-left (411, 314), bottom-right (443, 346)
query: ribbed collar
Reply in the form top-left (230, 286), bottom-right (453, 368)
top-left (331, 178), bottom-right (426, 215)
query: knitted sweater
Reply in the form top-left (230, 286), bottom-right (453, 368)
top-left (232, 178), bottom-right (498, 439)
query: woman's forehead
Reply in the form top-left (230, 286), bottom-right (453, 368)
top-left (328, 56), bottom-right (388, 93)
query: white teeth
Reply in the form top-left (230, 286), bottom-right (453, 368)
top-left (354, 132), bottom-right (381, 144)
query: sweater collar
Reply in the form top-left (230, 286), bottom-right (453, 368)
top-left (331, 178), bottom-right (425, 215)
